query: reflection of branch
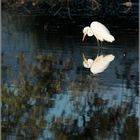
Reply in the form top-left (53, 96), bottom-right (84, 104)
top-left (22, 6), bottom-right (31, 14)
top-left (91, 0), bottom-right (100, 10)
top-left (53, 7), bottom-right (62, 16)
top-left (122, 7), bottom-right (131, 13)
top-left (2, 54), bottom-right (61, 139)
top-left (67, 0), bottom-right (72, 19)
top-left (121, 1), bottom-right (133, 13)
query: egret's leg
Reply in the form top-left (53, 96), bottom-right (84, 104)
top-left (98, 46), bottom-right (102, 55)
top-left (97, 48), bottom-right (99, 56)
top-left (97, 39), bottom-right (100, 48)
top-left (96, 39), bottom-right (100, 56)
top-left (100, 41), bottom-right (102, 48)
top-left (98, 41), bottom-right (102, 56)
top-left (97, 45), bottom-right (101, 56)
top-left (100, 41), bottom-right (103, 54)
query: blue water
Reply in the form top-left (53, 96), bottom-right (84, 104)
top-left (2, 11), bottom-right (139, 140)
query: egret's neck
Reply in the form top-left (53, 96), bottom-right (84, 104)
top-left (83, 26), bottom-right (93, 37)
top-left (87, 27), bottom-right (94, 37)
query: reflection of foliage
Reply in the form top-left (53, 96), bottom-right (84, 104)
top-left (90, 0), bottom-right (101, 11)
top-left (2, 53), bottom-right (138, 140)
top-left (115, 54), bottom-right (138, 96)
top-left (121, 115), bottom-right (138, 140)
top-left (48, 92), bottom-right (138, 140)
top-left (50, 120), bottom-right (68, 140)
top-left (2, 53), bottom-right (61, 139)
top-left (50, 111), bottom-right (138, 140)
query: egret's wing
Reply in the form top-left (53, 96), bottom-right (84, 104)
top-left (102, 54), bottom-right (115, 62)
top-left (90, 21), bottom-right (110, 34)
top-left (93, 55), bottom-right (104, 63)
top-left (90, 54), bottom-right (115, 74)
top-left (90, 21), bottom-right (115, 42)
top-left (90, 60), bottom-right (109, 74)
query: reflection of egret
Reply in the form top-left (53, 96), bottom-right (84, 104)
top-left (83, 53), bottom-right (115, 74)
top-left (82, 21), bottom-right (115, 47)
top-left (83, 53), bottom-right (94, 68)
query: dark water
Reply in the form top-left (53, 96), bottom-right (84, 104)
top-left (2, 11), bottom-right (139, 140)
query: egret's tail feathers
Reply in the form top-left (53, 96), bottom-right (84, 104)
top-left (103, 54), bottom-right (115, 62)
top-left (104, 34), bottom-right (115, 42)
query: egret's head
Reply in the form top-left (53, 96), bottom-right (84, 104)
top-left (82, 26), bottom-right (93, 41)
top-left (82, 53), bottom-right (94, 68)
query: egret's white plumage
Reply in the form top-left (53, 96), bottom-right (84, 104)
top-left (82, 21), bottom-right (115, 43)
top-left (90, 54), bottom-right (115, 74)
top-left (83, 59), bottom-right (94, 68)
top-left (83, 54), bottom-right (115, 74)
top-left (83, 53), bottom-right (93, 68)
top-left (83, 27), bottom-right (93, 37)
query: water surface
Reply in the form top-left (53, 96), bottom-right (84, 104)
top-left (2, 11), bottom-right (139, 140)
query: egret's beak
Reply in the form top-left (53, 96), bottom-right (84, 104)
top-left (82, 33), bottom-right (86, 42)
top-left (82, 53), bottom-right (87, 61)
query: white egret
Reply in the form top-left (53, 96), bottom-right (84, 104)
top-left (82, 21), bottom-right (115, 47)
top-left (83, 53), bottom-right (115, 74)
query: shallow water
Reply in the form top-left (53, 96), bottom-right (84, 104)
top-left (2, 11), bottom-right (139, 140)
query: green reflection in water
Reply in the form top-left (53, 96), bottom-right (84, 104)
top-left (2, 53), bottom-right (138, 140)
top-left (2, 53), bottom-right (61, 140)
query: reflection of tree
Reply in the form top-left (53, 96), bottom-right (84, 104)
top-left (49, 92), bottom-right (138, 140)
top-left (121, 115), bottom-right (138, 140)
top-left (115, 52), bottom-right (138, 95)
top-left (68, 74), bottom-right (99, 93)
top-left (2, 53), bottom-right (61, 139)
top-left (46, 52), bottom-right (138, 140)
top-left (115, 52), bottom-right (138, 120)
top-left (2, 52), bottom-right (138, 140)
